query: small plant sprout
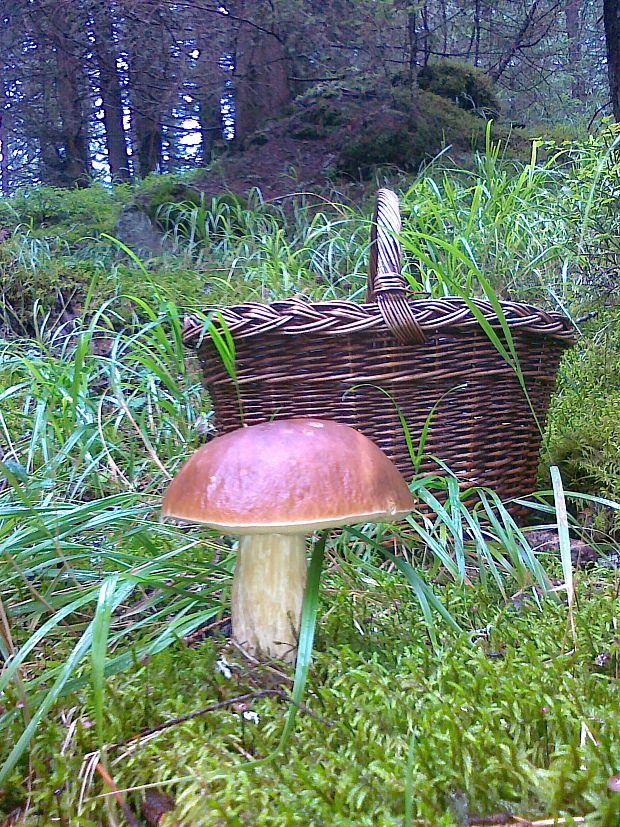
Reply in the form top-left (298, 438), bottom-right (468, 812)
top-left (162, 418), bottom-right (413, 663)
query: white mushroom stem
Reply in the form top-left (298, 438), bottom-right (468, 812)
top-left (231, 533), bottom-right (307, 663)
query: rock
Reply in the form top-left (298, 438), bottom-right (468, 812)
top-left (113, 205), bottom-right (169, 258)
top-left (525, 529), bottom-right (602, 567)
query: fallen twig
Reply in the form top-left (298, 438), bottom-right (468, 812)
top-left (229, 638), bottom-right (294, 684)
top-left (109, 686), bottom-right (332, 752)
top-left (111, 690), bottom-right (280, 749)
top-left (93, 762), bottom-right (140, 827)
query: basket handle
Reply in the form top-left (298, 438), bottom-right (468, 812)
top-left (367, 189), bottom-right (425, 344)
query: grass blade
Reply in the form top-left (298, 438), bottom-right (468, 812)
top-left (550, 465), bottom-right (576, 645)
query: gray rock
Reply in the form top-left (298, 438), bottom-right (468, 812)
top-left (113, 205), bottom-right (169, 258)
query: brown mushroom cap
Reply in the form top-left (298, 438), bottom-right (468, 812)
top-left (162, 418), bottom-right (413, 534)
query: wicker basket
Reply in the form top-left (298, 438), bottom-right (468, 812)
top-left (183, 189), bottom-right (575, 513)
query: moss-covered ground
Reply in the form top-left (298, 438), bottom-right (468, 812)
top-left (2, 562), bottom-right (618, 826)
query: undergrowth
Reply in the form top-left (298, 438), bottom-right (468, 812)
top-left (544, 320), bottom-right (620, 531)
top-left (1, 567), bottom-right (618, 825)
top-left (1, 132), bottom-right (620, 824)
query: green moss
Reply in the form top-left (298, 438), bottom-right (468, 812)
top-left (417, 60), bottom-right (500, 118)
top-left (3, 571), bottom-right (619, 825)
top-left (336, 115), bottom-right (427, 178)
top-left (543, 326), bottom-right (620, 529)
top-left (112, 262), bottom-right (213, 308)
top-left (0, 257), bottom-right (105, 328)
top-left (0, 184), bottom-right (128, 245)
top-left (291, 98), bottom-right (345, 140)
top-left (134, 178), bottom-right (203, 226)
top-left (249, 132), bottom-right (269, 147)
top-left (0, 248), bottom-right (215, 333)
top-left (417, 90), bottom-right (487, 146)
top-left (336, 92), bottom-right (486, 179)
top-left (291, 123), bottom-right (328, 140)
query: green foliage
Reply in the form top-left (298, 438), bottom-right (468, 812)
top-left (0, 184), bottom-right (127, 244)
top-left (1, 570), bottom-right (618, 824)
top-left (544, 324), bottom-right (620, 528)
top-left (417, 60), bottom-right (501, 118)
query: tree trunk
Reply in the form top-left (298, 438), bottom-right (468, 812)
top-left (91, 1), bottom-right (131, 181)
top-left (194, 20), bottom-right (227, 165)
top-left (489, 0), bottom-right (540, 82)
top-left (134, 113), bottom-right (161, 176)
top-left (124, 1), bottom-right (169, 177)
top-left (54, 36), bottom-right (90, 186)
top-left (233, 5), bottom-right (291, 145)
top-left (407, 11), bottom-right (418, 79)
top-left (604, 0), bottom-right (620, 120)
top-left (473, 0), bottom-right (482, 66)
top-left (197, 88), bottom-right (221, 164)
top-left (566, 0), bottom-right (586, 101)
top-left (421, 2), bottom-right (431, 67)
top-left (0, 113), bottom-right (9, 196)
top-left (23, 0), bottom-right (90, 187)
top-left (0, 22), bottom-right (12, 195)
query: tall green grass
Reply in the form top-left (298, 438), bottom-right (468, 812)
top-left (1, 129), bottom-right (620, 798)
top-left (2, 293), bottom-right (610, 784)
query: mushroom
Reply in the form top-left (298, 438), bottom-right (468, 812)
top-left (162, 418), bottom-right (413, 663)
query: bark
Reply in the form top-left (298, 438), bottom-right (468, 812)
top-left (473, 0), bottom-right (482, 66)
top-left (122, 0), bottom-right (173, 176)
top-left (489, 0), bottom-right (540, 82)
top-left (194, 17), bottom-right (227, 165)
top-left (604, 0), bottom-right (620, 120)
top-left (197, 92), bottom-right (220, 163)
top-left (441, 0), bottom-right (448, 56)
top-left (134, 112), bottom-right (161, 177)
top-left (0, 113), bottom-right (9, 196)
top-left (421, 2), bottom-right (431, 66)
top-left (407, 10), bottom-right (418, 78)
top-left (54, 40), bottom-right (91, 186)
top-left (566, 0), bottom-right (585, 100)
top-left (0, 27), bottom-right (12, 195)
top-left (23, 0), bottom-right (91, 187)
top-left (233, 5), bottom-right (291, 144)
top-left (90, 1), bottom-right (131, 181)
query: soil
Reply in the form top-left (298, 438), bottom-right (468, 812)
top-left (192, 90), bottom-right (423, 201)
top-left (198, 130), bottom-right (341, 202)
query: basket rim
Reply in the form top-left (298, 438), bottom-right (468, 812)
top-left (182, 295), bottom-right (576, 346)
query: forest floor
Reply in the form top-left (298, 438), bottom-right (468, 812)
top-left (2, 563), bottom-right (619, 826)
top-left (1, 132), bottom-right (619, 825)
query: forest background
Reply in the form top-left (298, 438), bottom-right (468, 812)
top-left (1, 0), bottom-right (620, 189)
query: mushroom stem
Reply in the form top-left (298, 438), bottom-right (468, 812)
top-left (231, 533), bottom-right (307, 663)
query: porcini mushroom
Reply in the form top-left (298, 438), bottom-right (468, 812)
top-left (162, 418), bottom-right (413, 663)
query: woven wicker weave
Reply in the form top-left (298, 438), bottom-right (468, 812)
top-left (183, 189), bottom-right (575, 513)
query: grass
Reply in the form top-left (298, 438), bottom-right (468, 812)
top-left (1, 294), bottom-right (618, 823)
top-left (1, 130), bottom-right (620, 823)
top-left (1, 565), bottom-right (619, 825)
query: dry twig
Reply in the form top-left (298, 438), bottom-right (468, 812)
top-left (93, 762), bottom-right (140, 827)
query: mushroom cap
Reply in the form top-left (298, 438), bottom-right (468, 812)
top-left (162, 418), bottom-right (413, 534)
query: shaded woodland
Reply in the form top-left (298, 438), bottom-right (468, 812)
top-left (0, 0), bottom-right (618, 191)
